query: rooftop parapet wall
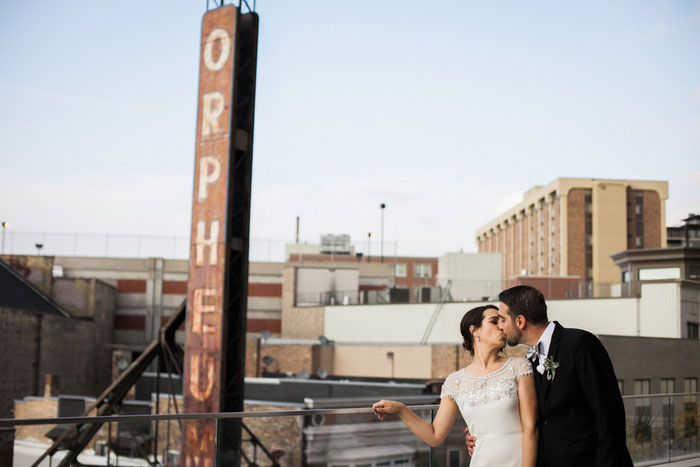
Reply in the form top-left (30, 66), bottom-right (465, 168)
top-left (323, 282), bottom-right (684, 344)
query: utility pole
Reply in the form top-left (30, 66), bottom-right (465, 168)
top-left (380, 203), bottom-right (386, 262)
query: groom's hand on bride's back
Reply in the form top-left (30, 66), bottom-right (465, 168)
top-left (464, 426), bottom-right (476, 456)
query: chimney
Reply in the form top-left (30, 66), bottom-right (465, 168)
top-left (44, 374), bottom-right (59, 398)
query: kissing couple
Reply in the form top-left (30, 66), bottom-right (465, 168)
top-left (373, 285), bottom-right (633, 467)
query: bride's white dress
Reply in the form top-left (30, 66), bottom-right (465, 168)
top-left (441, 357), bottom-right (533, 467)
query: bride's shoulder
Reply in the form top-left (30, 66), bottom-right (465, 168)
top-left (444, 368), bottom-right (464, 381)
top-left (506, 356), bottom-right (530, 368)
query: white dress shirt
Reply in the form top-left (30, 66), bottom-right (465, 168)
top-left (534, 321), bottom-right (556, 375)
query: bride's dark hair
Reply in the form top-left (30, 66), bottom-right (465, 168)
top-left (460, 305), bottom-right (499, 355)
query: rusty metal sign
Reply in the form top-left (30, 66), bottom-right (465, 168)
top-left (183, 5), bottom-right (238, 466)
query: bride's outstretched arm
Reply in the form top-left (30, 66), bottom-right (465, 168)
top-left (518, 374), bottom-right (538, 467)
top-left (372, 398), bottom-right (459, 447)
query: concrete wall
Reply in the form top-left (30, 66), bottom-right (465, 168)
top-left (323, 283), bottom-right (686, 344)
top-left (592, 181), bottom-right (628, 289)
top-left (639, 282), bottom-right (680, 338)
top-left (437, 252), bottom-right (501, 301)
top-left (333, 345), bottom-right (432, 379)
top-left (296, 267), bottom-right (359, 306)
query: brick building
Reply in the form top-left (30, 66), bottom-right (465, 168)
top-left (0, 257), bottom-right (114, 418)
top-left (44, 256), bottom-right (283, 346)
top-left (475, 177), bottom-right (668, 296)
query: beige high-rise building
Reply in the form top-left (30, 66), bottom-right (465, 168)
top-left (475, 178), bottom-right (668, 296)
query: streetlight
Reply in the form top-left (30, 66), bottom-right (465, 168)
top-left (1, 221), bottom-right (8, 254)
top-left (366, 232), bottom-right (372, 262)
top-left (380, 203), bottom-right (386, 262)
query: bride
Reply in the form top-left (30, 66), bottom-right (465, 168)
top-left (372, 305), bottom-right (538, 467)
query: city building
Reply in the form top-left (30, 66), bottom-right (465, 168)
top-left (667, 213), bottom-right (700, 248)
top-left (611, 247), bottom-right (700, 337)
top-left (286, 252), bottom-right (438, 303)
top-left (0, 257), bottom-right (114, 418)
top-left (1, 255), bottom-right (284, 349)
top-left (475, 177), bottom-right (668, 296)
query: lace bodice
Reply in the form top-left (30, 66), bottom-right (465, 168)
top-left (440, 357), bottom-right (533, 409)
top-left (440, 357), bottom-right (533, 467)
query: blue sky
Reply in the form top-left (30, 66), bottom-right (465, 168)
top-left (1, 1), bottom-right (699, 259)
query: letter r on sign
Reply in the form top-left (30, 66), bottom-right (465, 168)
top-left (201, 92), bottom-right (225, 137)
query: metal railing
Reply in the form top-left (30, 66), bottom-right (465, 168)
top-left (0, 231), bottom-right (405, 263)
top-left (3, 394), bottom-right (700, 466)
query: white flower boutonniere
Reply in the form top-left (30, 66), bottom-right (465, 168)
top-left (543, 356), bottom-right (560, 381)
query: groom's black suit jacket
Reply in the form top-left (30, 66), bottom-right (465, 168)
top-left (533, 322), bottom-right (633, 467)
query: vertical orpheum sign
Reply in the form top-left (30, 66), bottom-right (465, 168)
top-left (183, 5), bottom-right (236, 467)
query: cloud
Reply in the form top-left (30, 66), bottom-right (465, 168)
top-left (494, 192), bottom-right (523, 216)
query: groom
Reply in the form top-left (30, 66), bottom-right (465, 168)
top-left (467, 285), bottom-right (633, 467)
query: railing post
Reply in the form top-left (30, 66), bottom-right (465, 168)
top-left (668, 394), bottom-right (672, 464)
top-left (429, 408), bottom-right (435, 467)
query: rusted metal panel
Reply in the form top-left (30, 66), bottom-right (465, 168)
top-left (182, 5), bottom-right (238, 466)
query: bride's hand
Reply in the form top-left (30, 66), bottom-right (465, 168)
top-left (372, 400), bottom-right (405, 421)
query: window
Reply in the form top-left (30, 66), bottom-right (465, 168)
top-left (639, 267), bottom-right (681, 281)
top-left (688, 323), bottom-right (699, 339)
top-left (685, 378), bottom-right (698, 394)
top-left (689, 267), bottom-right (700, 280)
top-left (394, 263), bottom-right (407, 278)
top-left (661, 378), bottom-right (675, 394)
top-left (635, 379), bottom-right (650, 396)
top-left (623, 271), bottom-right (631, 282)
top-left (413, 263), bottom-right (432, 278)
top-left (448, 449), bottom-right (461, 467)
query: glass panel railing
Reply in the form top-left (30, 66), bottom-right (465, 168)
top-left (4, 394), bottom-right (700, 467)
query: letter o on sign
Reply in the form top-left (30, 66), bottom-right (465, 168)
top-left (203, 28), bottom-right (230, 71)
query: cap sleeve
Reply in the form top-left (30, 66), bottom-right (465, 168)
top-left (440, 372), bottom-right (458, 400)
top-left (514, 357), bottom-right (533, 381)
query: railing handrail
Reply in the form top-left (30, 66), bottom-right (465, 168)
top-left (3, 392), bottom-right (700, 428)
top-left (0, 404), bottom-right (439, 428)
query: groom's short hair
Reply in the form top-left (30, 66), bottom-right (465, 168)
top-left (499, 285), bottom-right (548, 325)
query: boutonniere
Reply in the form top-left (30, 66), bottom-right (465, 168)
top-left (543, 356), bottom-right (560, 381)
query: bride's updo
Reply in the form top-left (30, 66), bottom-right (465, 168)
top-left (460, 304), bottom-right (499, 355)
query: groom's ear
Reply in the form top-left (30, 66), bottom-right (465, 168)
top-left (515, 315), bottom-right (527, 331)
